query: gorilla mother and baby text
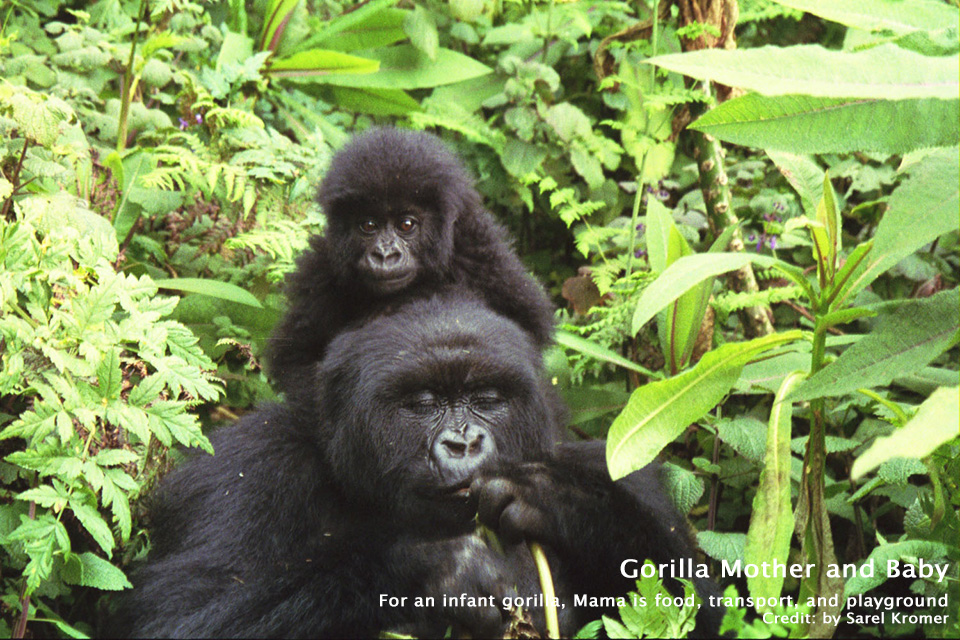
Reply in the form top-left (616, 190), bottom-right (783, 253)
top-left (113, 129), bottom-right (722, 638)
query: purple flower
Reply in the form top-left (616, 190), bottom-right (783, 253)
top-left (748, 234), bottom-right (756, 242)
top-left (635, 223), bottom-right (645, 232)
top-left (179, 118), bottom-right (189, 130)
top-left (768, 236), bottom-right (777, 250)
top-left (634, 249), bottom-right (647, 259)
top-left (658, 189), bottom-right (670, 200)
top-left (196, 113), bottom-right (203, 124)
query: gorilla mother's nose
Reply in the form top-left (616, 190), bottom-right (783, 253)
top-left (432, 424), bottom-right (496, 479)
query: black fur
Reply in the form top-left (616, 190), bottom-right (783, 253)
top-left (268, 127), bottom-right (555, 398)
top-left (112, 296), bottom-right (721, 638)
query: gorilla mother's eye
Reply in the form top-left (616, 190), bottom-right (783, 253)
top-left (471, 389), bottom-right (505, 408)
top-left (397, 216), bottom-right (418, 234)
top-left (359, 219), bottom-right (378, 234)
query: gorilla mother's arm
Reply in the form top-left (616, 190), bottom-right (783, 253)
top-left (472, 440), bottom-right (725, 636)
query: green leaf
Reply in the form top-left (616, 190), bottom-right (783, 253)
top-left (70, 501), bottom-right (115, 556)
top-left (631, 253), bottom-right (782, 336)
top-left (851, 386), bottom-right (959, 480)
top-left (404, 4), bottom-right (438, 60)
top-left (648, 45), bottom-right (958, 100)
top-left (689, 94), bottom-right (959, 154)
top-left (660, 463), bottom-right (704, 515)
top-left (836, 148), bottom-right (959, 304)
top-left (155, 277), bottom-right (262, 308)
top-left (606, 331), bottom-right (801, 480)
top-left (312, 45), bottom-right (492, 89)
top-left (327, 86), bottom-right (420, 116)
top-left (766, 151), bottom-right (824, 217)
top-left (259, 0), bottom-right (299, 51)
top-left (770, 0), bottom-right (958, 33)
top-left (716, 416), bottom-right (767, 462)
top-left (844, 540), bottom-right (951, 597)
top-left (697, 531), bottom-right (746, 565)
top-left (744, 371), bottom-right (804, 610)
top-left (645, 201), bottom-right (712, 372)
top-left (555, 330), bottom-right (660, 378)
top-left (300, 0), bottom-right (404, 51)
top-left (62, 551), bottom-right (132, 590)
top-left (790, 289), bottom-right (959, 401)
top-left (267, 49), bottom-right (380, 78)
top-left (96, 349), bottom-right (122, 401)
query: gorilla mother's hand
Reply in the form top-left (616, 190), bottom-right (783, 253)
top-left (393, 534), bottom-right (517, 638)
top-left (470, 461), bottom-right (613, 554)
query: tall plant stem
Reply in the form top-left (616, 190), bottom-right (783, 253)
top-left (117, 0), bottom-right (148, 153)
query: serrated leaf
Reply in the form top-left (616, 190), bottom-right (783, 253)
top-left (96, 349), bottom-right (122, 401)
top-left (62, 551), bottom-right (132, 590)
top-left (660, 462), bottom-right (704, 515)
top-left (716, 416), bottom-right (768, 462)
top-left (844, 540), bottom-right (950, 597)
top-left (606, 331), bottom-right (801, 479)
top-left (689, 94), bottom-right (959, 154)
top-left (697, 531), bottom-right (746, 564)
top-left (790, 289), bottom-right (959, 401)
top-left (877, 457), bottom-right (928, 485)
top-left (648, 44), bottom-right (958, 100)
top-left (70, 501), bottom-right (115, 556)
top-left (851, 387), bottom-right (959, 480)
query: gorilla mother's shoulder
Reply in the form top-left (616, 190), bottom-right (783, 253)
top-left (110, 293), bottom-right (722, 639)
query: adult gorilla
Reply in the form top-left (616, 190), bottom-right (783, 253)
top-left (113, 294), bottom-right (721, 638)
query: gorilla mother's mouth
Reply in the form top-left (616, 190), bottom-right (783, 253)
top-left (371, 271), bottom-right (416, 293)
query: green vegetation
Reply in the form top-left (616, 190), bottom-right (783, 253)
top-left (0, 0), bottom-right (956, 637)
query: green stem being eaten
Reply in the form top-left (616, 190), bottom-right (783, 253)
top-left (528, 541), bottom-right (559, 639)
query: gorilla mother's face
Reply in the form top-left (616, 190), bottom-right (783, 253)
top-left (316, 294), bottom-right (556, 532)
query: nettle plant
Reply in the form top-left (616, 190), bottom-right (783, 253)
top-left (0, 85), bottom-right (217, 637)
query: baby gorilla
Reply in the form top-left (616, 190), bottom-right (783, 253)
top-left (268, 127), bottom-right (555, 399)
top-left (113, 294), bottom-right (721, 638)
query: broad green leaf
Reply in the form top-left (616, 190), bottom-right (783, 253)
top-left (646, 201), bottom-right (711, 372)
top-left (404, 4), bottom-right (438, 60)
top-left (771, 0), bottom-right (958, 33)
top-left (716, 416), bottom-right (767, 462)
top-left (744, 371), bottom-right (804, 610)
top-left (267, 49), bottom-right (379, 77)
top-left (836, 148), bottom-right (959, 305)
top-left (851, 386), bottom-right (959, 480)
top-left (555, 330), bottom-right (660, 378)
top-left (648, 45), bottom-right (958, 100)
top-left (792, 290), bottom-right (959, 401)
top-left (155, 277), bottom-right (262, 308)
top-left (299, 0), bottom-right (403, 51)
top-left (312, 45), bottom-right (491, 89)
top-left (62, 551), bottom-right (132, 590)
top-left (606, 331), bottom-right (801, 480)
top-left (844, 540), bottom-right (951, 597)
top-left (327, 86), bottom-right (420, 116)
top-left (259, 0), bottom-right (299, 51)
top-left (690, 94), bottom-right (959, 154)
top-left (815, 172), bottom-right (840, 276)
top-left (96, 349), bottom-right (122, 401)
top-left (631, 253), bottom-right (783, 336)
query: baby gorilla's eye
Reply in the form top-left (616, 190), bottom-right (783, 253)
top-left (397, 217), bottom-right (418, 234)
top-left (359, 219), bottom-right (378, 234)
